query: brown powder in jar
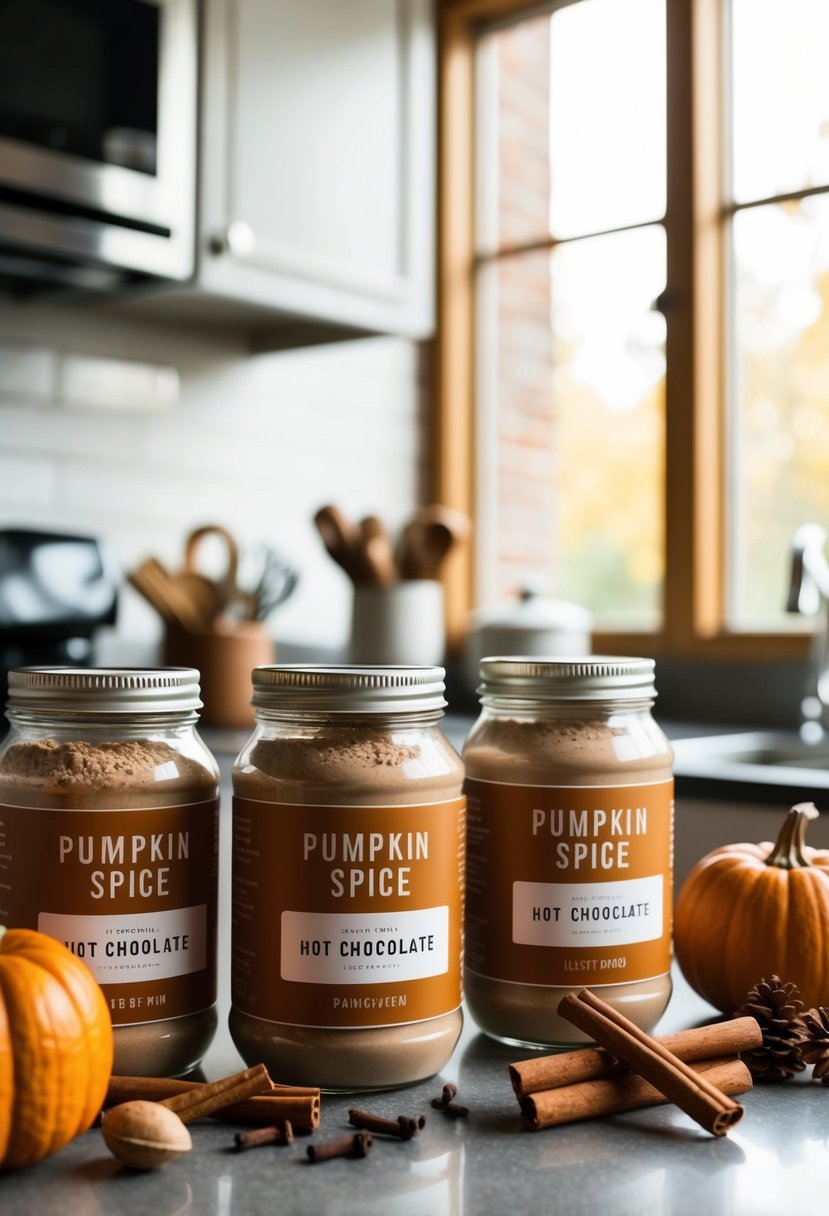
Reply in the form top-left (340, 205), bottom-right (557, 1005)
top-left (0, 735), bottom-right (219, 1075)
top-left (231, 720), bottom-right (465, 1089)
top-left (463, 711), bottom-right (674, 1047)
top-left (0, 737), bottom-right (216, 809)
top-left (249, 733), bottom-right (419, 780)
top-left (463, 715), bottom-right (672, 784)
top-left (237, 725), bottom-right (456, 807)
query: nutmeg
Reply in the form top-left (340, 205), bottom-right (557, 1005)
top-left (101, 1100), bottom-right (192, 1170)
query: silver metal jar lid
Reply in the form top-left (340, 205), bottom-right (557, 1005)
top-left (251, 665), bottom-right (447, 714)
top-left (477, 656), bottom-right (657, 701)
top-left (6, 667), bottom-right (203, 713)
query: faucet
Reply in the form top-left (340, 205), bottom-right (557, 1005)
top-left (787, 524), bottom-right (829, 738)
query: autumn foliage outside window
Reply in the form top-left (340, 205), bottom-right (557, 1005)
top-left (437, 0), bottom-right (829, 659)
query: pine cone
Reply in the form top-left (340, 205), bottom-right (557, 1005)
top-left (800, 1006), bottom-right (829, 1083)
top-left (734, 976), bottom-right (807, 1081)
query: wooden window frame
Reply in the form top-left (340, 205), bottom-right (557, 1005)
top-left (435, 0), bottom-right (811, 662)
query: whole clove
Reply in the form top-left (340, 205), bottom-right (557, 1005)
top-left (397, 1114), bottom-right (426, 1139)
top-left (348, 1108), bottom-right (425, 1140)
top-left (430, 1082), bottom-right (469, 1119)
top-left (306, 1131), bottom-right (372, 1163)
top-left (234, 1121), bottom-right (294, 1151)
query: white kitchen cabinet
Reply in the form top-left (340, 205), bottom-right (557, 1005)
top-left (191, 0), bottom-right (435, 344)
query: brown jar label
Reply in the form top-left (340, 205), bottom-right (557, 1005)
top-left (465, 778), bottom-right (673, 988)
top-left (231, 796), bottom-right (466, 1029)
top-left (0, 800), bottom-right (218, 1025)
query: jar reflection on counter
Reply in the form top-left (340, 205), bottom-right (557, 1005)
top-left (463, 657), bottom-right (674, 1048)
top-left (230, 665), bottom-right (466, 1091)
top-left (0, 667), bottom-right (220, 1077)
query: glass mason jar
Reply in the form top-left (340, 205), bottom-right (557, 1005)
top-left (230, 665), bottom-right (466, 1091)
top-left (0, 667), bottom-right (220, 1077)
top-left (463, 657), bottom-right (674, 1048)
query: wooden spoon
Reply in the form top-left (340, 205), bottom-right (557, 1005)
top-left (358, 515), bottom-right (398, 586)
top-left (171, 570), bottom-right (223, 625)
top-left (314, 504), bottom-right (366, 582)
top-left (398, 506), bottom-right (470, 580)
top-left (127, 558), bottom-right (208, 634)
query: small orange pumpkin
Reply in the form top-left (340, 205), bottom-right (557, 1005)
top-left (0, 926), bottom-right (113, 1170)
top-left (675, 801), bottom-right (829, 1013)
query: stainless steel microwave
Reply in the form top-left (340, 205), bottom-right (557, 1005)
top-left (0, 0), bottom-right (197, 292)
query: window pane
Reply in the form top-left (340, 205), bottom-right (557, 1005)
top-left (730, 197), bottom-right (829, 627)
top-left (549, 0), bottom-right (666, 238)
top-left (477, 227), bottom-right (666, 625)
top-left (732, 0), bottom-right (829, 203)
top-left (553, 227), bottom-right (666, 622)
top-left (480, 0), bottom-right (666, 254)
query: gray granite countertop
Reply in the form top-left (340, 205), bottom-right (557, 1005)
top-left (5, 721), bottom-right (827, 1215)
top-left (3, 968), bottom-right (827, 1216)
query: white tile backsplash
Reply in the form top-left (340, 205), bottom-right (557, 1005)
top-left (0, 341), bottom-right (56, 401)
top-left (0, 452), bottom-right (57, 509)
top-left (0, 301), bottom-right (428, 661)
top-left (0, 402), bottom-right (144, 460)
top-left (60, 353), bottom-right (180, 412)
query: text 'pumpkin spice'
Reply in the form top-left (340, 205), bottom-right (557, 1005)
top-left (0, 667), bottom-right (220, 1079)
top-left (229, 664), bottom-right (465, 1091)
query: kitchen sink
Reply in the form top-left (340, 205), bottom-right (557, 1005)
top-left (672, 729), bottom-right (829, 791)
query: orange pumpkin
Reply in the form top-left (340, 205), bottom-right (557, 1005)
top-left (0, 927), bottom-right (113, 1170)
top-left (675, 801), bottom-right (829, 1014)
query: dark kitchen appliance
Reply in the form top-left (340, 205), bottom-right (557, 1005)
top-left (0, 0), bottom-right (197, 293)
top-left (0, 528), bottom-right (118, 714)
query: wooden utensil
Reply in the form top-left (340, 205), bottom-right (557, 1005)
top-left (358, 515), bottom-right (398, 586)
top-left (181, 524), bottom-right (241, 616)
top-left (127, 558), bottom-right (208, 634)
top-left (171, 568), bottom-right (223, 625)
top-left (314, 505), bottom-right (367, 582)
top-left (398, 505), bottom-right (470, 580)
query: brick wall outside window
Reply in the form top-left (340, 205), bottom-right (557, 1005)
top-left (492, 16), bottom-right (557, 599)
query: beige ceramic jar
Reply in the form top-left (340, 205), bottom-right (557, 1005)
top-left (463, 657), bottom-right (674, 1048)
top-left (230, 665), bottom-right (465, 1091)
top-left (0, 667), bottom-right (220, 1076)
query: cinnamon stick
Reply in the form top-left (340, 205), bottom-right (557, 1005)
top-left (520, 1056), bottom-right (752, 1129)
top-left (107, 1076), bottom-right (320, 1102)
top-left (105, 1074), bottom-right (321, 1131)
top-left (160, 1064), bottom-right (272, 1123)
top-left (558, 989), bottom-right (745, 1136)
top-left (510, 1016), bottom-right (763, 1098)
